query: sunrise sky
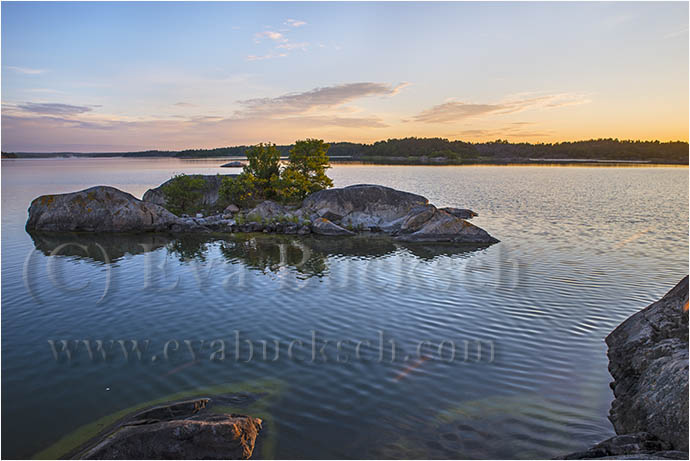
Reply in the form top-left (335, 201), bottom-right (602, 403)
top-left (1, 1), bottom-right (688, 152)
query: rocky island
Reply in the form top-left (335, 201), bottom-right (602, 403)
top-left (26, 140), bottom-right (499, 245)
top-left (25, 177), bottom-right (499, 245)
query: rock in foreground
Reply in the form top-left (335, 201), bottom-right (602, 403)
top-left (81, 414), bottom-right (261, 459)
top-left (25, 186), bottom-right (191, 233)
top-left (74, 399), bottom-right (262, 460)
top-left (560, 432), bottom-right (686, 459)
top-left (607, 276), bottom-right (689, 451)
top-left (562, 276), bottom-right (689, 459)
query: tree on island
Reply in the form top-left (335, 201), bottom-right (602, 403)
top-left (220, 139), bottom-right (333, 207)
top-left (245, 142), bottom-right (281, 183)
top-left (279, 139), bottom-right (333, 199)
top-left (160, 174), bottom-right (207, 215)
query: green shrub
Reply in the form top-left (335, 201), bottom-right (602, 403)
top-left (161, 174), bottom-right (207, 216)
top-left (219, 173), bottom-right (262, 207)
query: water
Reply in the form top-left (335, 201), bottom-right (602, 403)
top-left (2, 158), bottom-right (688, 459)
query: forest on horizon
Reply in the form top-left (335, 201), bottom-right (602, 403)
top-left (3, 137), bottom-right (688, 164)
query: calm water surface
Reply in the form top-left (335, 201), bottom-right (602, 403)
top-left (2, 158), bottom-right (688, 459)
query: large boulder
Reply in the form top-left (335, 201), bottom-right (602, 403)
top-left (396, 209), bottom-right (499, 244)
top-left (142, 174), bottom-right (237, 210)
top-left (606, 276), bottom-right (689, 451)
top-left (300, 184), bottom-right (428, 226)
top-left (25, 186), bottom-right (190, 233)
top-left (75, 399), bottom-right (262, 459)
top-left (299, 184), bottom-right (498, 243)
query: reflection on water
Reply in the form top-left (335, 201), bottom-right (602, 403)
top-left (28, 231), bottom-right (492, 279)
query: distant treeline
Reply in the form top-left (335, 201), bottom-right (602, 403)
top-left (122, 145), bottom-right (295, 158)
top-left (326, 138), bottom-right (688, 164)
top-left (3, 138), bottom-right (688, 164)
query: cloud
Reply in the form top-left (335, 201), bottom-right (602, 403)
top-left (457, 127), bottom-right (551, 139)
top-left (274, 115), bottom-right (387, 128)
top-left (410, 93), bottom-right (589, 123)
top-left (250, 22), bottom-right (310, 60)
top-left (173, 102), bottom-right (197, 107)
top-left (1, 111), bottom-right (388, 152)
top-left (285, 19), bottom-right (307, 27)
top-left (254, 31), bottom-right (286, 43)
top-left (277, 42), bottom-right (309, 51)
top-left (664, 27), bottom-right (689, 39)
top-left (5, 66), bottom-right (46, 75)
top-left (16, 102), bottom-right (93, 116)
top-left (2, 82), bottom-right (401, 151)
top-left (412, 103), bottom-right (501, 123)
top-left (237, 82), bottom-right (406, 116)
top-left (450, 121), bottom-right (552, 140)
top-left (246, 53), bottom-right (288, 61)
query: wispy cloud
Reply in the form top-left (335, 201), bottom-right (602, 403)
top-left (411, 103), bottom-right (501, 123)
top-left (664, 27), bottom-right (689, 39)
top-left (6, 66), bottom-right (46, 75)
top-left (248, 20), bottom-right (310, 60)
top-left (16, 102), bottom-right (93, 116)
top-left (1, 108), bottom-right (388, 152)
top-left (456, 126), bottom-right (551, 139)
top-left (277, 41), bottom-right (309, 51)
top-left (173, 102), bottom-right (197, 108)
top-left (236, 82), bottom-right (406, 116)
top-left (2, 81), bottom-right (401, 152)
top-left (447, 121), bottom-right (551, 139)
top-left (410, 93), bottom-right (589, 123)
top-left (246, 53), bottom-right (287, 62)
top-left (285, 19), bottom-right (307, 27)
top-left (254, 30), bottom-right (286, 43)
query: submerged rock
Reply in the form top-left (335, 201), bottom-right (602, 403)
top-left (74, 399), bottom-right (262, 460)
top-left (81, 414), bottom-right (261, 459)
top-left (607, 276), bottom-right (689, 451)
top-left (25, 186), bottom-right (189, 233)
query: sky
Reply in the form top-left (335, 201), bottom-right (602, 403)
top-left (1, 1), bottom-right (688, 152)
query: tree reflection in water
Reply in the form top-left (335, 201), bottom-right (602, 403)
top-left (28, 231), bottom-right (492, 279)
